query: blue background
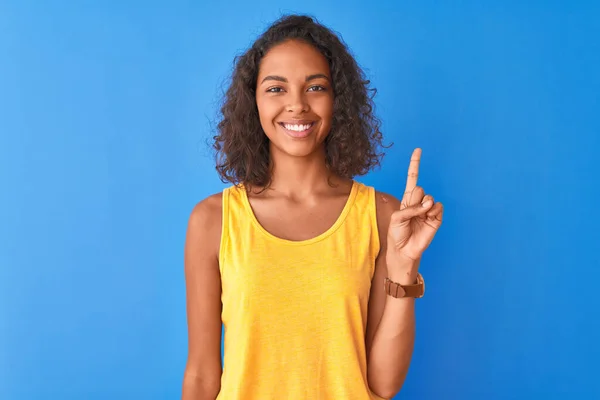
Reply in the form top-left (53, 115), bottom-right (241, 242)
top-left (1, 1), bottom-right (599, 399)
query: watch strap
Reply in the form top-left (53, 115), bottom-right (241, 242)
top-left (384, 273), bottom-right (425, 298)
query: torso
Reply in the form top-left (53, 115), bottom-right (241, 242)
top-left (215, 179), bottom-right (388, 400)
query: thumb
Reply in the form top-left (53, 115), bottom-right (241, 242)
top-left (392, 199), bottom-right (433, 224)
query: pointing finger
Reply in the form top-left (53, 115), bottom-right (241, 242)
top-left (404, 148), bottom-right (422, 200)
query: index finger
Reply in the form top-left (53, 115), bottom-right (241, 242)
top-left (404, 148), bottom-right (422, 196)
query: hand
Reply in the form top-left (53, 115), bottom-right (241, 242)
top-left (387, 148), bottom-right (444, 264)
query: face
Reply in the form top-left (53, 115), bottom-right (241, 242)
top-left (255, 40), bottom-right (334, 159)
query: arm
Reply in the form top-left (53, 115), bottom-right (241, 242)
top-left (366, 148), bottom-right (444, 398)
top-left (181, 194), bottom-right (223, 400)
top-left (365, 192), bottom-right (418, 399)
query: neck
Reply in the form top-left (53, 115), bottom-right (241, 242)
top-left (267, 145), bottom-right (339, 197)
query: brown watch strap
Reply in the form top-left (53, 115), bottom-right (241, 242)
top-left (384, 273), bottom-right (425, 298)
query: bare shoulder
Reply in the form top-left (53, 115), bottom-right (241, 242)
top-left (374, 190), bottom-right (402, 236)
top-left (186, 191), bottom-right (223, 260)
top-left (189, 192), bottom-right (222, 229)
top-left (189, 192), bottom-right (223, 224)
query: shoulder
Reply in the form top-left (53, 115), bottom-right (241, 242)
top-left (373, 189), bottom-right (402, 240)
top-left (188, 191), bottom-right (223, 228)
top-left (189, 192), bottom-right (223, 221)
top-left (374, 189), bottom-right (401, 225)
top-left (186, 191), bottom-right (224, 259)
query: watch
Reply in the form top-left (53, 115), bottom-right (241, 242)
top-left (384, 273), bottom-right (425, 298)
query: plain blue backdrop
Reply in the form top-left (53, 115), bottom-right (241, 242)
top-left (1, 1), bottom-right (599, 399)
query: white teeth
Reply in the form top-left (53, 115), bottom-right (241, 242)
top-left (283, 123), bottom-right (312, 131)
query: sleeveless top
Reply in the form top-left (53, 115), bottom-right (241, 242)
top-left (216, 180), bottom-right (387, 400)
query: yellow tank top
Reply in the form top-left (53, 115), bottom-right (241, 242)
top-left (217, 180), bottom-right (387, 400)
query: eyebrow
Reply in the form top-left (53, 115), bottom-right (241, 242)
top-left (260, 74), bottom-right (330, 84)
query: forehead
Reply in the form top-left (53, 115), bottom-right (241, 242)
top-left (258, 40), bottom-right (330, 78)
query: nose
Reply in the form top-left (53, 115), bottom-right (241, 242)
top-left (286, 90), bottom-right (309, 113)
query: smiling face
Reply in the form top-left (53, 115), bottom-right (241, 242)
top-left (255, 39), bottom-right (334, 159)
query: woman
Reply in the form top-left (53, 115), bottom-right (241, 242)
top-left (182, 14), bottom-right (443, 400)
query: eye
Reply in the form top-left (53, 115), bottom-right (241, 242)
top-left (307, 85), bottom-right (327, 92)
top-left (266, 86), bottom-right (284, 93)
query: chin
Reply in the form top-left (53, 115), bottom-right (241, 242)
top-left (274, 144), bottom-right (317, 158)
top-left (269, 138), bottom-right (325, 159)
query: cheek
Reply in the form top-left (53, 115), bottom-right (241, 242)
top-left (312, 95), bottom-right (333, 117)
top-left (256, 97), bottom-right (280, 124)
top-left (313, 97), bottom-right (334, 127)
top-left (256, 98), bottom-right (280, 140)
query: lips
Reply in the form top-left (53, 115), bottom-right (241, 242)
top-left (279, 120), bottom-right (315, 125)
top-left (279, 121), bottom-right (315, 130)
top-left (278, 121), bottom-right (316, 138)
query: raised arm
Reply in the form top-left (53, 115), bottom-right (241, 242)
top-left (182, 193), bottom-right (223, 400)
top-left (365, 148), bottom-right (444, 398)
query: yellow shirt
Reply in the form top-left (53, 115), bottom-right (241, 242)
top-left (217, 180), bottom-right (387, 400)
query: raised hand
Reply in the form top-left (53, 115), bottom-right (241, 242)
top-left (387, 148), bottom-right (444, 264)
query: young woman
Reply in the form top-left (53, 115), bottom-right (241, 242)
top-left (182, 14), bottom-right (443, 400)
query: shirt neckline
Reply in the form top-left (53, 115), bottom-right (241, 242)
top-left (238, 180), bottom-right (359, 246)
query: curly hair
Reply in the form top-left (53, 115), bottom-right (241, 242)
top-left (213, 14), bottom-right (389, 189)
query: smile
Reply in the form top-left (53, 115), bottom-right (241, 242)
top-left (278, 121), bottom-right (316, 138)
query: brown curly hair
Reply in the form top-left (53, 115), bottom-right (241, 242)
top-left (213, 14), bottom-right (389, 189)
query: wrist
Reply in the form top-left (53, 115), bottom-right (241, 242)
top-left (386, 253), bottom-right (420, 284)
